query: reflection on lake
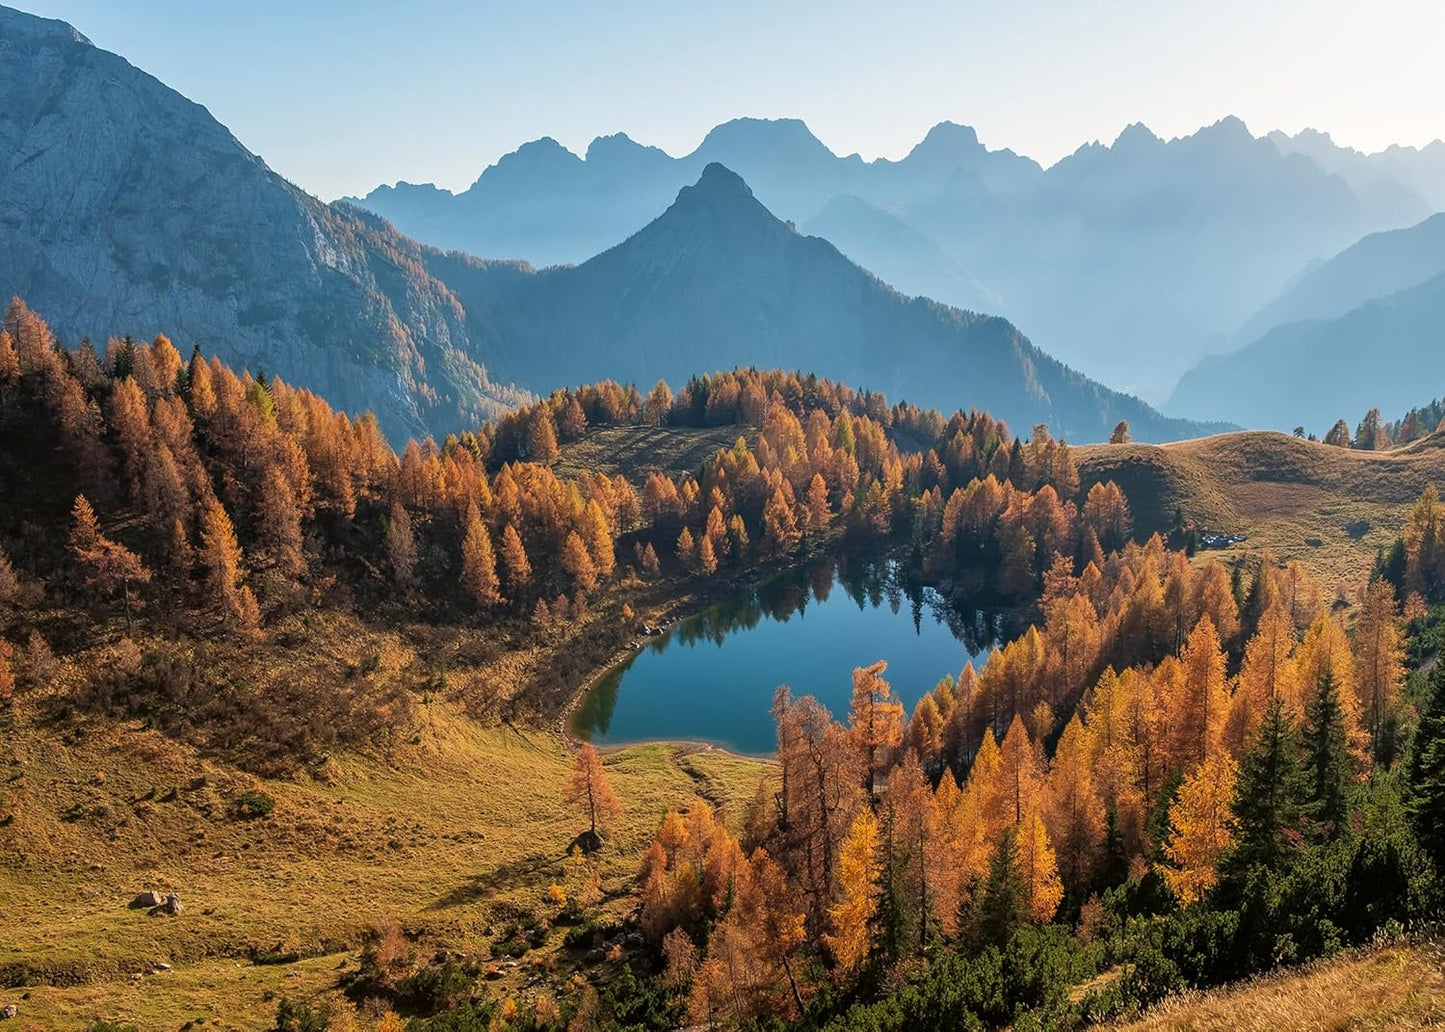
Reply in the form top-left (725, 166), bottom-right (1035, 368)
top-left (571, 557), bottom-right (1006, 755)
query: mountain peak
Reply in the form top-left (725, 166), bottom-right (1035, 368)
top-left (694, 117), bottom-right (834, 161)
top-left (0, 5), bottom-right (92, 48)
top-left (688, 162), bottom-right (755, 200)
top-left (1112, 122), bottom-right (1161, 150)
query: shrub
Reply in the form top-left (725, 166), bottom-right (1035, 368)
top-left (233, 790), bottom-right (276, 820)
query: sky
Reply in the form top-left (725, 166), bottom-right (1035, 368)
top-left (14, 0), bottom-right (1445, 201)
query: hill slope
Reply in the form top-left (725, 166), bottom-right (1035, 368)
top-left (424, 164), bottom-right (1219, 443)
top-left (1077, 430), bottom-right (1445, 587)
top-left (0, 4), bottom-right (526, 442)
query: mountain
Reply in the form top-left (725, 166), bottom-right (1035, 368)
top-left (1167, 271), bottom-right (1445, 431)
top-left (802, 194), bottom-right (1001, 314)
top-left (0, 4), bottom-right (527, 443)
top-left (1269, 128), bottom-right (1445, 214)
top-left (347, 118), bottom-right (1042, 270)
top-left (423, 163), bottom-right (1221, 443)
top-left (1231, 212), bottom-right (1445, 345)
top-left (353, 116), bottom-right (1399, 401)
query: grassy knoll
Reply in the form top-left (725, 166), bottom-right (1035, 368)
top-left (1113, 937), bottom-right (1445, 1031)
top-left (1077, 430), bottom-right (1445, 591)
top-left (0, 698), bottom-right (771, 1029)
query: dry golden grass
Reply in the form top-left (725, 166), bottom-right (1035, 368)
top-left (551, 425), bottom-right (755, 481)
top-left (1113, 938), bottom-right (1445, 1031)
top-left (1078, 431), bottom-right (1445, 593)
top-left (0, 699), bottom-right (770, 1029)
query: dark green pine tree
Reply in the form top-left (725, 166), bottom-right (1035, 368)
top-left (1405, 660), bottom-right (1445, 869)
top-left (975, 827), bottom-right (1028, 947)
top-left (1224, 698), bottom-right (1308, 879)
top-left (1302, 668), bottom-right (1353, 841)
top-left (1096, 801), bottom-right (1131, 891)
top-left (874, 803), bottom-right (915, 965)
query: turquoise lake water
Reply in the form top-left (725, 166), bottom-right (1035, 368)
top-left (570, 558), bottom-right (1000, 755)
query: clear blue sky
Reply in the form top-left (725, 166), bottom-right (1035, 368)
top-left (14, 0), bottom-right (1445, 200)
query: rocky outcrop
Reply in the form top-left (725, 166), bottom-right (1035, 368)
top-left (0, 5), bottom-right (527, 443)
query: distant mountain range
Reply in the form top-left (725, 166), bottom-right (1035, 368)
top-left (421, 163), bottom-right (1218, 442)
top-left (351, 118), bottom-right (1445, 401)
top-left (0, 4), bottom-right (1223, 445)
top-left (1168, 212), bottom-right (1445, 430)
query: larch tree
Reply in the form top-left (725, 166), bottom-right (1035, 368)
top-left (848, 661), bottom-right (904, 799)
top-left (675, 526), bottom-right (696, 569)
top-left (198, 497), bottom-right (257, 635)
top-left (1162, 750), bottom-right (1238, 905)
top-left (499, 522), bottom-right (532, 593)
top-left (1018, 809), bottom-right (1063, 923)
top-left (257, 466), bottom-right (306, 577)
top-left (582, 499), bottom-right (615, 578)
top-left (1109, 420), bottom-right (1131, 445)
top-left (761, 487), bottom-right (801, 558)
top-left (824, 807), bottom-right (881, 984)
top-left (804, 473), bottom-right (832, 535)
top-left (697, 532), bottom-right (718, 576)
top-left (1045, 715), bottom-right (1104, 892)
top-left (997, 715), bottom-right (1043, 826)
top-left (69, 494), bottom-right (151, 634)
top-left (565, 743), bottom-right (621, 843)
top-left (459, 501), bottom-right (502, 605)
top-left (1172, 616), bottom-right (1230, 770)
top-left (386, 500), bottom-right (418, 589)
top-left (1353, 578), bottom-right (1405, 747)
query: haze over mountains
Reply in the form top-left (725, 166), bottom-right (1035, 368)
top-left (1170, 212), bottom-right (1445, 430)
top-left (0, 3), bottom-right (1225, 445)
top-left (423, 163), bottom-right (1213, 442)
top-left (353, 117), bottom-right (1445, 401)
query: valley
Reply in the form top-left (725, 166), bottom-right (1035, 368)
top-left (1, 3), bottom-right (1444, 1029)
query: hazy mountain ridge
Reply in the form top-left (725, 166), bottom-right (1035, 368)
top-left (1168, 270), bottom-right (1445, 431)
top-left (0, 4), bottom-right (528, 443)
top-left (352, 116), bottom-right (1435, 399)
top-left (423, 163), bottom-right (1223, 443)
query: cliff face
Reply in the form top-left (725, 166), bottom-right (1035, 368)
top-left (0, 5), bottom-right (526, 442)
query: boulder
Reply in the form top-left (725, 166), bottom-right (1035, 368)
top-left (0, 1003), bottom-right (16, 1020)
top-left (129, 890), bottom-right (165, 909)
top-left (584, 948), bottom-right (606, 965)
top-left (158, 893), bottom-right (182, 916)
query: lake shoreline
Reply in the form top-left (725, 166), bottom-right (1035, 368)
top-left (564, 544), bottom-right (996, 756)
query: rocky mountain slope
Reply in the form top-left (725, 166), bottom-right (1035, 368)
top-left (0, 4), bottom-right (527, 443)
top-left (424, 164), bottom-right (1221, 443)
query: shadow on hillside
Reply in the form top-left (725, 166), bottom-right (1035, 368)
top-left (428, 851), bottom-right (570, 910)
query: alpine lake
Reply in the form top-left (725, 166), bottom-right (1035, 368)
top-left (570, 557), bottom-right (1012, 755)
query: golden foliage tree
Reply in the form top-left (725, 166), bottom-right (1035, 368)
top-left (848, 661), bottom-right (904, 798)
top-left (824, 807), bottom-right (881, 983)
top-left (566, 743), bottom-right (621, 840)
top-left (1354, 578), bottom-right (1405, 744)
top-left (459, 500), bottom-right (502, 605)
top-left (1162, 750), bottom-right (1238, 905)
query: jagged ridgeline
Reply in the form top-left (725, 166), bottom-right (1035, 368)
top-left (0, 4), bottom-right (1218, 448)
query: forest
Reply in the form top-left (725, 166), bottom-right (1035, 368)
top-left (0, 297), bottom-right (1443, 1030)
